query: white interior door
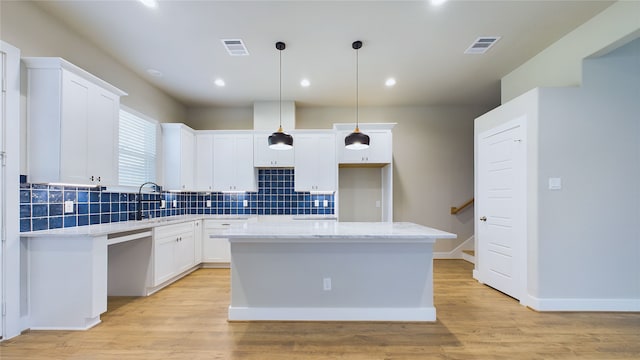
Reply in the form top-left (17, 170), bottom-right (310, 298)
top-left (477, 116), bottom-right (526, 300)
top-left (0, 48), bottom-right (6, 339)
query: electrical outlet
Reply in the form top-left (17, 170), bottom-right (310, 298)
top-left (206, 200), bottom-right (212, 207)
top-left (172, 199), bottom-right (178, 208)
top-left (323, 277), bottom-right (332, 291)
top-left (243, 199), bottom-right (248, 207)
top-left (323, 200), bottom-right (328, 207)
top-left (314, 200), bottom-right (319, 207)
top-left (64, 200), bottom-right (74, 214)
top-left (160, 200), bottom-right (166, 209)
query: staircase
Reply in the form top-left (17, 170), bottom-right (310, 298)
top-left (462, 250), bottom-right (475, 264)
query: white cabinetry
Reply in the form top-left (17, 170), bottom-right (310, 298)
top-left (162, 123), bottom-right (195, 191)
top-left (253, 131), bottom-right (295, 167)
top-left (194, 220), bottom-right (203, 263)
top-left (336, 129), bottom-right (393, 164)
top-left (202, 218), bottom-right (257, 267)
top-left (213, 133), bottom-right (256, 192)
top-left (195, 133), bottom-right (214, 191)
top-left (24, 57), bottom-right (126, 186)
top-left (294, 131), bottom-right (336, 192)
top-left (152, 222), bottom-right (195, 286)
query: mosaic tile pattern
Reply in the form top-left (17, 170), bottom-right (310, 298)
top-left (19, 169), bottom-right (334, 232)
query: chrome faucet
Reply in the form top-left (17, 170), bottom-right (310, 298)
top-left (136, 182), bottom-right (162, 220)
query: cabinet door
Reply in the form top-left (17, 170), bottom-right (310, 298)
top-left (212, 135), bottom-right (235, 191)
top-left (234, 134), bottom-right (257, 191)
top-left (153, 234), bottom-right (176, 286)
top-left (60, 71), bottom-right (90, 184)
top-left (202, 237), bottom-right (231, 263)
top-left (213, 133), bottom-right (256, 192)
top-left (202, 221), bottom-right (232, 263)
top-left (88, 88), bottom-right (120, 185)
top-left (174, 229), bottom-right (195, 274)
top-left (195, 134), bottom-right (214, 191)
top-left (338, 130), bottom-right (392, 164)
top-left (179, 127), bottom-right (195, 190)
top-left (294, 133), bottom-right (336, 192)
top-left (194, 220), bottom-right (203, 263)
top-left (253, 132), bottom-right (295, 167)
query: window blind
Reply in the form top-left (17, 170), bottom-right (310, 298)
top-left (118, 109), bottom-right (157, 186)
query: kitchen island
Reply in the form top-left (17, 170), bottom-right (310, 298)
top-left (216, 221), bottom-right (456, 322)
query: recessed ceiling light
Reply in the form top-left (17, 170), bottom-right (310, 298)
top-left (430, 0), bottom-right (448, 6)
top-left (214, 78), bottom-right (226, 87)
top-left (146, 69), bottom-right (163, 77)
top-left (138, 0), bottom-right (158, 9)
top-left (385, 78), bottom-right (396, 87)
top-left (300, 79), bottom-right (311, 87)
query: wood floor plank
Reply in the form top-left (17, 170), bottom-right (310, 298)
top-left (1, 260), bottom-right (638, 359)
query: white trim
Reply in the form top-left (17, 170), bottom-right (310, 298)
top-left (433, 235), bottom-right (474, 259)
top-left (29, 317), bottom-right (101, 331)
top-left (1, 41), bottom-right (22, 340)
top-left (228, 306), bottom-right (436, 322)
top-left (527, 296), bottom-right (640, 312)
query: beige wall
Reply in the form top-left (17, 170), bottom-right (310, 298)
top-left (501, 1), bottom-right (640, 103)
top-left (0, 0), bottom-right (187, 173)
top-left (187, 107), bottom-right (253, 130)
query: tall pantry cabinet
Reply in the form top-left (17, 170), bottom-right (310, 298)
top-left (24, 57), bottom-right (127, 186)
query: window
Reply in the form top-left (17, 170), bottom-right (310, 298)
top-left (118, 108), bottom-right (158, 186)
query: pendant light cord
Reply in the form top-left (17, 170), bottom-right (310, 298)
top-left (355, 45), bottom-right (359, 130)
top-left (279, 45), bottom-right (282, 130)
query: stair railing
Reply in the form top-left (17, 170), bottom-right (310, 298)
top-left (450, 198), bottom-right (474, 215)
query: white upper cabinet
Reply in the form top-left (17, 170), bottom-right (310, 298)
top-left (334, 123), bottom-right (395, 165)
top-left (162, 123), bottom-right (195, 191)
top-left (253, 131), bottom-right (295, 167)
top-left (194, 133), bottom-right (214, 191)
top-left (294, 131), bottom-right (336, 192)
top-left (24, 57), bottom-right (127, 186)
top-left (212, 132), bottom-right (256, 192)
top-left (336, 130), bottom-right (393, 164)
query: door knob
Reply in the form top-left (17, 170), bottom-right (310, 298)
top-left (480, 216), bottom-right (487, 222)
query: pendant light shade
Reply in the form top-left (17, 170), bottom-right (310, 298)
top-left (345, 40), bottom-right (370, 150)
top-left (268, 41), bottom-right (293, 150)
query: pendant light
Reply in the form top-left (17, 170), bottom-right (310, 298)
top-left (268, 41), bottom-right (293, 150)
top-left (345, 40), bottom-right (370, 150)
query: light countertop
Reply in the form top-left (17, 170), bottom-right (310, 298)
top-left (19, 215), bottom-right (338, 238)
top-left (214, 221), bottom-right (456, 242)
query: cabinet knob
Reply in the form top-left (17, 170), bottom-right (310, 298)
top-left (480, 216), bottom-right (487, 222)
top-left (97, 176), bottom-right (101, 182)
top-left (90, 176), bottom-right (94, 182)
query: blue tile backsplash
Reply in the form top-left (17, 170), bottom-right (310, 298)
top-left (19, 169), bottom-right (334, 232)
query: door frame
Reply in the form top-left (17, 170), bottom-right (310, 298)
top-left (475, 115), bottom-right (528, 303)
top-left (1, 40), bottom-right (21, 340)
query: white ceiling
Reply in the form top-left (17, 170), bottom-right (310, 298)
top-left (34, 0), bottom-right (614, 108)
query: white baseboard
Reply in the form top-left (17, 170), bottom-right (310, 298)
top-left (526, 296), bottom-right (640, 312)
top-left (228, 306), bottom-right (437, 322)
top-left (433, 235), bottom-right (474, 259)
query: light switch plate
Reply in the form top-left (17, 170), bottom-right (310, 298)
top-left (64, 200), bottom-right (74, 214)
top-left (243, 199), bottom-right (248, 207)
top-left (160, 200), bottom-right (166, 209)
top-left (323, 200), bottom-right (328, 207)
top-left (172, 199), bottom-right (178, 208)
top-left (549, 177), bottom-right (562, 190)
top-left (206, 200), bottom-right (212, 207)
top-left (314, 200), bottom-right (319, 207)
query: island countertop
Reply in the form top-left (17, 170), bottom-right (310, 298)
top-left (214, 221), bottom-right (456, 242)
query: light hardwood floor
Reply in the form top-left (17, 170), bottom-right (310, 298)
top-left (1, 260), bottom-right (639, 359)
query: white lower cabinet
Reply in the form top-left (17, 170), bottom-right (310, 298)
top-left (202, 218), bottom-right (256, 267)
top-left (152, 222), bottom-right (196, 286)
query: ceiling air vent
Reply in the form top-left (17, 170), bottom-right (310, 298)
top-left (464, 36), bottom-right (501, 55)
top-left (221, 39), bottom-right (249, 56)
